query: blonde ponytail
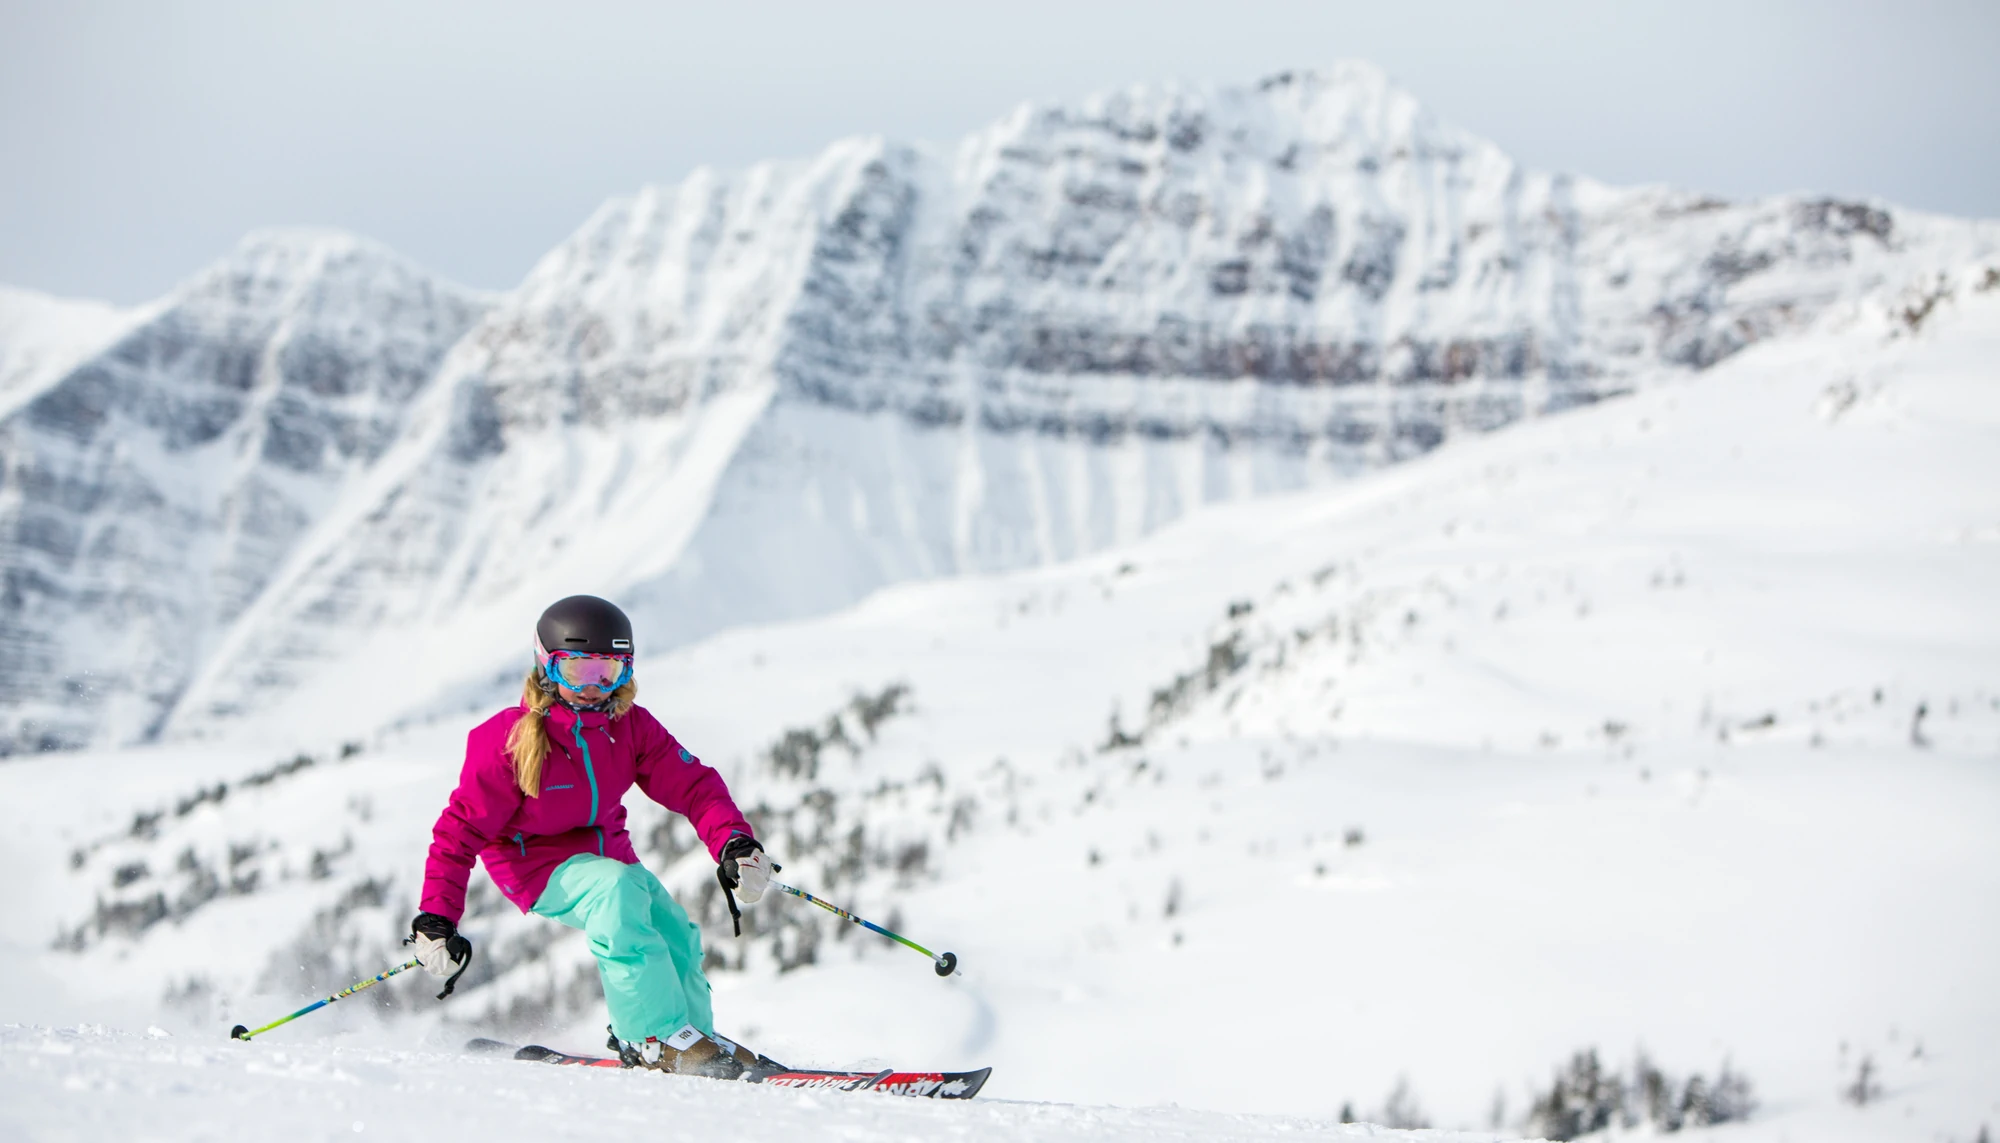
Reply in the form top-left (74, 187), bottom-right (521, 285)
top-left (504, 667), bottom-right (638, 797)
top-left (505, 670), bottom-right (557, 797)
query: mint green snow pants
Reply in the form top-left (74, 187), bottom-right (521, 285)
top-left (530, 855), bottom-right (713, 1044)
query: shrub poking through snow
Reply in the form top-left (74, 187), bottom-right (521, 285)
top-left (1378, 1076), bottom-right (1431, 1129)
top-left (1527, 1049), bottom-right (1622, 1140)
top-left (1843, 1054), bottom-right (1881, 1107)
top-left (1333, 1080), bottom-right (1431, 1130)
top-left (1525, 1048), bottom-right (1756, 1139)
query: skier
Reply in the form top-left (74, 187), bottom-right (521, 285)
top-left (408, 594), bottom-right (777, 1078)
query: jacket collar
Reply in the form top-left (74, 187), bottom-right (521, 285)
top-left (538, 702), bottom-right (614, 733)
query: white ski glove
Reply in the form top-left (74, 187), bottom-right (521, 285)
top-left (408, 913), bottom-right (472, 979)
top-left (719, 836), bottom-right (773, 904)
top-left (733, 848), bottom-right (773, 904)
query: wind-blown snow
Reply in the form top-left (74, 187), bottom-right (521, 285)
top-left (4, 260), bottom-right (1995, 1140)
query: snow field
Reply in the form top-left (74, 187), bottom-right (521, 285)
top-left (0, 1023), bottom-right (1511, 1143)
top-left (511, 276), bottom-right (2000, 1134)
top-left (1, 265), bottom-right (1996, 1140)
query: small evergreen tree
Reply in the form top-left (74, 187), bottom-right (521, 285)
top-left (1525, 1046), bottom-right (1755, 1136)
top-left (1843, 1055), bottom-right (1880, 1107)
top-left (1634, 1050), bottom-right (1679, 1130)
top-left (1679, 1073), bottom-right (1713, 1127)
top-left (1379, 1077), bottom-right (1430, 1130)
top-left (1526, 1049), bottom-right (1624, 1140)
top-left (1708, 1060), bottom-right (1756, 1124)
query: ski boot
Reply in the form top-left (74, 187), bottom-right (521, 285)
top-left (713, 1031), bottom-right (791, 1081)
top-left (613, 1024), bottom-right (763, 1080)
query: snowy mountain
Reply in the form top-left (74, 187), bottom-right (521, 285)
top-left (0, 231), bottom-right (488, 752)
top-left (0, 285), bottom-right (139, 421)
top-left (8, 258), bottom-right (1996, 1139)
top-left (118, 62), bottom-right (2000, 748)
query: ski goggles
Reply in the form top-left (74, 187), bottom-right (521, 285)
top-left (539, 649), bottom-right (633, 693)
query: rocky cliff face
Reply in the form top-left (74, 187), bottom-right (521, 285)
top-left (0, 231), bottom-right (487, 751)
top-left (4, 64), bottom-right (1994, 750)
top-left (776, 66), bottom-right (1957, 433)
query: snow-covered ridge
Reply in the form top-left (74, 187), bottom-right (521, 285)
top-left (787, 65), bottom-right (1979, 422)
top-left (0, 230), bottom-right (489, 751)
top-left (5, 62), bottom-right (1998, 751)
top-left (0, 284), bottom-right (141, 421)
top-left (160, 65), bottom-right (2000, 746)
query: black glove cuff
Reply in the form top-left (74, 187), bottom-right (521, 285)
top-left (411, 911), bottom-right (457, 940)
top-left (408, 912), bottom-right (473, 1000)
top-left (719, 835), bottom-right (763, 863)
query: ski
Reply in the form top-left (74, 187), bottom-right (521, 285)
top-left (759, 1066), bottom-right (991, 1099)
top-left (467, 1037), bottom-right (624, 1068)
top-left (464, 1037), bottom-right (991, 1099)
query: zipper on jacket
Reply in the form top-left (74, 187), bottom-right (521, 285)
top-left (594, 725), bottom-right (613, 851)
top-left (570, 719), bottom-right (601, 826)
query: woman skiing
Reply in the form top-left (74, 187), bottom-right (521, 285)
top-left (408, 594), bottom-right (776, 1078)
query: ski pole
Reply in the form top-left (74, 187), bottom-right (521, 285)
top-left (770, 880), bottom-right (958, 976)
top-left (227, 958), bottom-right (423, 1041)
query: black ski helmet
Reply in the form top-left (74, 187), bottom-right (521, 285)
top-left (535, 595), bottom-right (634, 658)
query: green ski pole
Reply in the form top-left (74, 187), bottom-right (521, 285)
top-left (770, 880), bottom-right (959, 976)
top-left (228, 957), bottom-right (423, 1041)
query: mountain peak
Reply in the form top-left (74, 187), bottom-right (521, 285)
top-left (227, 225), bottom-right (423, 263)
top-left (977, 59), bottom-right (1483, 176)
top-left (1253, 58), bottom-right (1399, 97)
top-left (171, 227), bottom-right (481, 313)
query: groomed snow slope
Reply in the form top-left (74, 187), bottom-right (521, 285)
top-left (2, 266), bottom-right (1996, 1141)
top-left (0, 1026), bottom-right (1504, 1143)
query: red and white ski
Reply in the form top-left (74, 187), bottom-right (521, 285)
top-left (465, 1038), bottom-right (991, 1099)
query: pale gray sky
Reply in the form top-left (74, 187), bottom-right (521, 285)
top-left (3, 0), bottom-right (1996, 305)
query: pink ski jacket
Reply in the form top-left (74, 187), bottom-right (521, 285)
top-left (420, 701), bottom-right (753, 923)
